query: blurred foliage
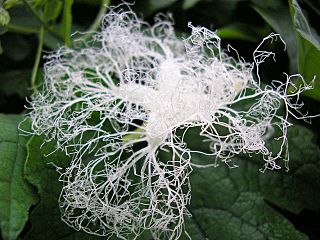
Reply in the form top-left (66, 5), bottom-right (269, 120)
top-left (0, 0), bottom-right (320, 239)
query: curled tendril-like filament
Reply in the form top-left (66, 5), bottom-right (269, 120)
top-left (26, 4), bottom-right (318, 240)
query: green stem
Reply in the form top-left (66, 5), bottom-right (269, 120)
top-left (88, 0), bottom-right (110, 32)
top-left (60, 0), bottom-right (73, 47)
top-left (22, 0), bottom-right (64, 43)
top-left (7, 24), bottom-right (39, 34)
top-left (80, 0), bottom-right (110, 41)
top-left (31, 26), bottom-right (44, 92)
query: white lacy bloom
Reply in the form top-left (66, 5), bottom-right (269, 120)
top-left (27, 5), bottom-right (316, 240)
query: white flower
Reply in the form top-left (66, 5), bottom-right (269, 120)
top-left (27, 5), bottom-right (316, 240)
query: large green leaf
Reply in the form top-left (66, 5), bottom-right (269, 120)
top-left (24, 135), bottom-right (101, 240)
top-left (24, 124), bottom-right (319, 239)
top-left (0, 114), bottom-right (38, 240)
top-left (259, 126), bottom-right (320, 213)
top-left (180, 125), bottom-right (319, 239)
top-left (289, 0), bottom-right (320, 100)
top-left (24, 135), bottom-right (152, 240)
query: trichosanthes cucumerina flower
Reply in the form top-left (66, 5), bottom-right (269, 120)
top-left (26, 5), bottom-right (318, 240)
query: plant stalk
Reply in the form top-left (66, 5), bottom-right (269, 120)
top-left (31, 26), bottom-right (44, 92)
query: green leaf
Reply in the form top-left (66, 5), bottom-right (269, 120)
top-left (44, 0), bottom-right (62, 21)
top-left (3, 0), bottom-right (21, 9)
top-left (0, 114), bottom-right (38, 240)
top-left (253, 4), bottom-right (298, 72)
top-left (289, 0), bottom-right (320, 100)
top-left (24, 136), bottom-right (102, 240)
top-left (0, 7), bottom-right (10, 26)
top-left (43, 29), bottom-right (60, 49)
top-left (7, 6), bottom-right (40, 29)
top-left (290, 0), bottom-right (320, 47)
top-left (44, 24), bottom-right (85, 49)
top-left (25, 124), bottom-right (319, 239)
top-left (179, 124), bottom-right (319, 239)
top-left (260, 126), bottom-right (320, 213)
top-left (4, 0), bottom-right (46, 9)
